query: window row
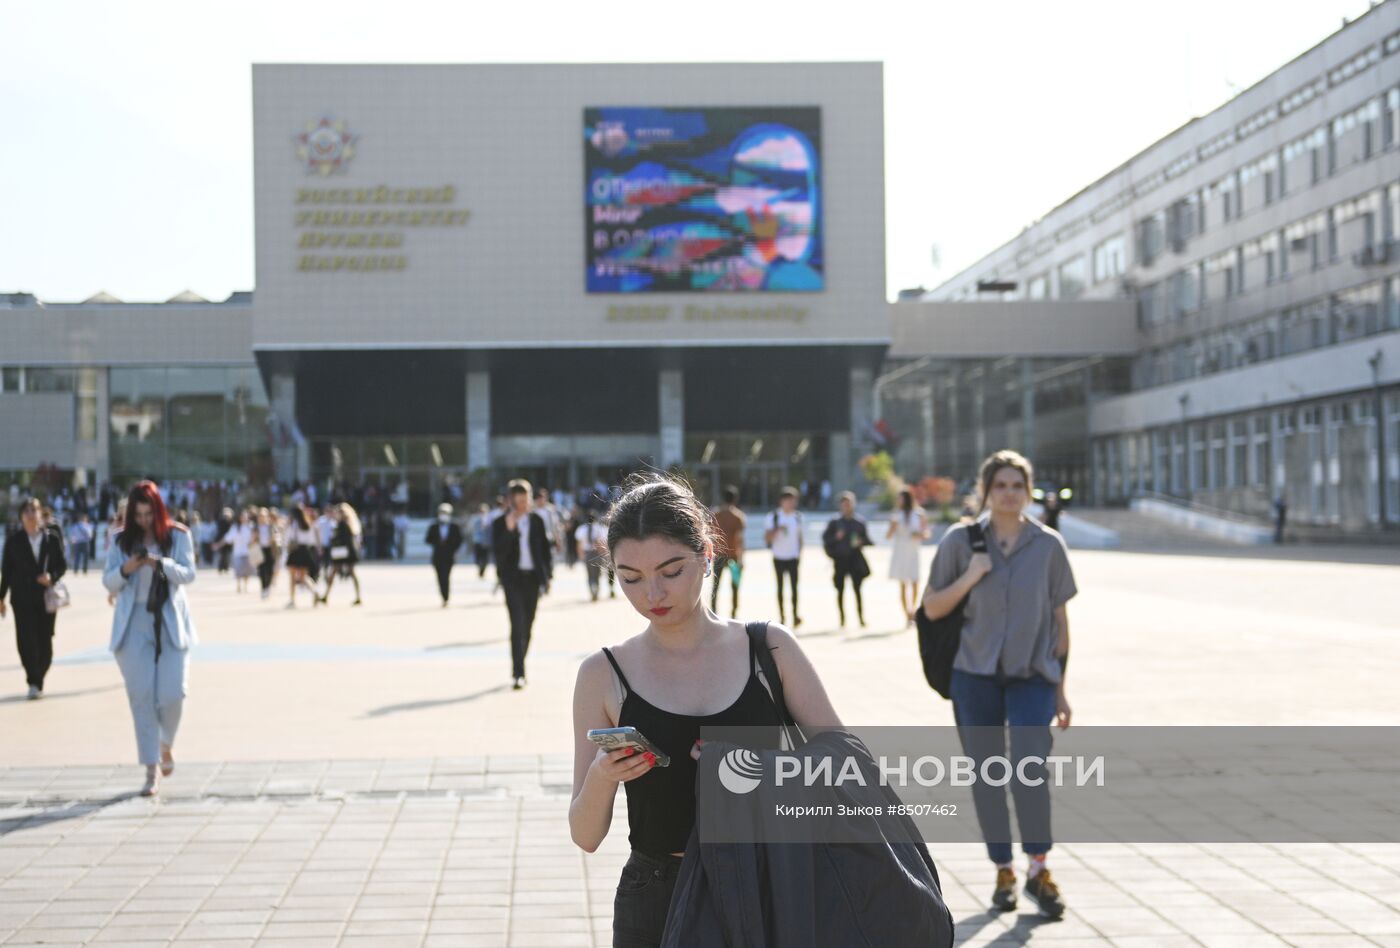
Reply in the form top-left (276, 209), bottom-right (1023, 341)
top-left (2, 368), bottom-right (100, 442)
top-left (1131, 276), bottom-right (1400, 389)
top-left (1136, 89), bottom-right (1400, 270)
top-left (1093, 391), bottom-right (1400, 526)
top-left (109, 366), bottom-right (270, 444)
top-left (1020, 233), bottom-right (1126, 301)
top-left (1139, 184), bottom-right (1400, 326)
top-left (949, 52), bottom-right (1400, 300)
top-left (1, 367), bottom-right (87, 394)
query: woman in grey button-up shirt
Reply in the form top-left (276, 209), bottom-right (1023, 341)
top-left (924, 450), bottom-right (1076, 920)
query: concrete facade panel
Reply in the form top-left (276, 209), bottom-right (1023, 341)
top-left (252, 63), bottom-right (888, 350)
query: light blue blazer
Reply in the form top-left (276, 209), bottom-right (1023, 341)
top-left (103, 527), bottom-right (199, 653)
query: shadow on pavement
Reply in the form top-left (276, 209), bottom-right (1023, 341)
top-left (361, 683), bottom-right (513, 717)
top-left (425, 637), bottom-right (509, 650)
top-left (842, 628), bottom-right (911, 641)
top-left (0, 794), bottom-right (139, 837)
top-left (0, 684), bottom-right (123, 705)
top-left (955, 908), bottom-right (1058, 944)
top-left (375, 600), bottom-right (503, 615)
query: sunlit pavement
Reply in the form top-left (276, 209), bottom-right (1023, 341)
top-left (2, 543), bottom-right (1399, 945)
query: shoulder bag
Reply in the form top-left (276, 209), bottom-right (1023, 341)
top-left (915, 522), bottom-right (986, 699)
top-left (849, 546), bottom-right (872, 581)
top-left (745, 620), bottom-right (806, 750)
top-left (330, 535), bottom-right (350, 561)
top-left (40, 543), bottom-right (70, 614)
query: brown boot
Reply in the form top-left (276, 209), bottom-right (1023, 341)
top-left (992, 867), bottom-right (1017, 912)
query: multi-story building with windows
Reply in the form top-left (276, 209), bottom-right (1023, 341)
top-left (924, 3), bottom-right (1400, 531)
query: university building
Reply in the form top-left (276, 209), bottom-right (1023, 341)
top-left (919, 3), bottom-right (1400, 531)
top-left (3, 63), bottom-right (890, 514)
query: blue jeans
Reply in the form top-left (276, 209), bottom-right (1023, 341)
top-left (950, 669), bottom-right (1057, 865)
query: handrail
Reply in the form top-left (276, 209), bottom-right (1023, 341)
top-left (1132, 490), bottom-right (1272, 527)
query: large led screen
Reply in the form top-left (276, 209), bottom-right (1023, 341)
top-left (585, 107), bottom-right (823, 293)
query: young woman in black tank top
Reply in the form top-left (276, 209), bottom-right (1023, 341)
top-left (569, 475), bottom-right (843, 948)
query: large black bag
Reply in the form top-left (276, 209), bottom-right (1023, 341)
top-left (916, 522), bottom-right (986, 699)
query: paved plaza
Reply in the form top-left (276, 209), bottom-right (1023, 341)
top-left (2, 539), bottom-right (1399, 946)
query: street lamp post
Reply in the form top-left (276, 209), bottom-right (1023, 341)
top-left (1178, 391), bottom-right (1191, 500)
top-left (1369, 350), bottom-right (1388, 528)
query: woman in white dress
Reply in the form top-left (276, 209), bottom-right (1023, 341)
top-left (886, 488), bottom-right (929, 626)
top-left (229, 509), bottom-right (255, 594)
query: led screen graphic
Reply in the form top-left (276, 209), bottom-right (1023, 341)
top-left (585, 107), bottom-right (823, 293)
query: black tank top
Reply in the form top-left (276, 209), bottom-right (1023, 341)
top-left (601, 636), bottom-right (783, 856)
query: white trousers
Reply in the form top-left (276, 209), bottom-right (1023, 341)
top-left (113, 609), bottom-right (189, 765)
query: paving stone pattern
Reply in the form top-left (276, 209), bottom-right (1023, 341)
top-left (3, 758), bottom-right (1400, 947)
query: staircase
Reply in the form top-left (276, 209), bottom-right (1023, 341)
top-left (1068, 507), bottom-right (1253, 550)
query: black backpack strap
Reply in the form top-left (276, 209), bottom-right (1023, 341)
top-left (746, 621), bottom-right (804, 748)
top-left (966, 521), bottom-right (988, 553)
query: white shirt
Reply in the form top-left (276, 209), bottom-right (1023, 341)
top-left (132, 543), bottom-right (161, 605)
top-left (891, 509), bottom-right (927, 538)
top-left (257, 523), bottom-right (272, 545)
top-left (230, 523), bottom-right (253, 556)
top-left (766, 510), bottom-right (803, 560)
top-left (27, 530), bottom-right (44, 564)
top-left (518, 514), bottom-right (535, 572)
top-left (536, 505), bottom-right (558, 543)
top-left (316, 515), bottom-right (336, 547)
top-left (575, 522), bottom-right (605, 553)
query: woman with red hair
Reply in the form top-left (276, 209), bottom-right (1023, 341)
top-left (102, 481), bottom-right (199, 797)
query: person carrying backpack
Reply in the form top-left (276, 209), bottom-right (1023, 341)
top-left (922, 449), bottom-right (1076, 919)
top-left (763, 486), bottom-right (803, 628)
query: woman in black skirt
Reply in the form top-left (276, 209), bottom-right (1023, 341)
top-left (319, 503), bottom-right (363, 606)
top-left (283, 504), bottom-right (321, 608)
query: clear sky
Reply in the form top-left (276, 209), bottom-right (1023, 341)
top-left (0, 0), bottom-right (1374, 303)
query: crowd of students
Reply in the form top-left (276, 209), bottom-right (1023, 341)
top-left (4, 450), bottom-right (1077, 933)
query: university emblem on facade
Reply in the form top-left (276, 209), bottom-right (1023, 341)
top-left (294, 116), bottom-right (357, 176)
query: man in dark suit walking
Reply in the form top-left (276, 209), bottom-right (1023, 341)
top-left (491, 479), bottom-right (552, 690)
top-left (425, 503), bottom-right (463, 607)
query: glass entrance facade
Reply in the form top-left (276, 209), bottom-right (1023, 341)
top-left (109, 366), bottom-right (273, 486)
top-left (309, 436), bottom-right (466, 516)
top-left (682, 432), bottom-right (831, 508)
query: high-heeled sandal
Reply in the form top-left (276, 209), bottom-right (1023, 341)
top-left (160, 744), bottom-right (174, 777)
top-left (140, 765), bottom-right (159, 797)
